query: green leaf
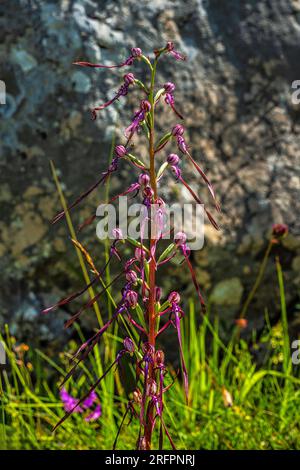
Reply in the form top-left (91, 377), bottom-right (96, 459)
top-left (157, 161), bottom-right (169, 179)
top-left (155, 131), bottom-right (172, 152)
top-left (126, 153), bottom-right (146, 168)
top-left (157, 243), bottom-right (176, 264)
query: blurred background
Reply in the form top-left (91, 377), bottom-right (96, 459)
top-left (1, 0), bottom-right (300, 352)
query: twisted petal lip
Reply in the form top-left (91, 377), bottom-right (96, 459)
top-left (73, 56), bottom-right (134, 69)
top-left (91, 78), bottom-right (135, 120)
top-left (73, 47), bottom-right (142, 69)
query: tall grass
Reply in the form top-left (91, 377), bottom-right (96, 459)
top-left (1, 263), bottom-right (299, 449)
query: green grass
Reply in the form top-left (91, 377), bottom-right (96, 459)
top-left (1, 275), bottom-right (299, 450)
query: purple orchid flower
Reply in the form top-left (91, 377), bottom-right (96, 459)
top-left (125, 100), bottom-right (151, 141)
top-left (165, 42), bottom-right (186, 61)
top-left (91, 73), bottom-right (136, 120)
top-left (163, 83), bottom-right (184, 119)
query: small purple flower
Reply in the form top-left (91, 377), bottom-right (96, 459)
top-left (112, 228), bottom-right (123, 240)
top-left (60, 388), bottom-right (82, 413)
top-left (138, 173), bottom-right (150, 187)
top-left (174, 231), bottom-right (187, 246)
top-left (85, 405), bottom-right (102, 422)
top-left (172, 124), bottom-right (185, 136)
top-left (170, 165), bottom-right (181, 180)
top-left (125, 290), bottom-right (138, 308)
top-left (167, 153), bottom-right (180, 165)
top-left (115, 145), bottom-right (127, 158)
top-left (165, 42), bottom-right (186, 61)
top-left (164, 82), bottom-right (176, 94)
top-left (125, 100), bottom-right (151, 140)
top-left (123, 72), bottom-right (136, 85)
top-left (155, 286), bottom-right (162, 302)
top-left (126, 270), bottom-right (138, 283)
top-left (272, 223), bottom-right (288, 240)
top-left (91, 74), bottom-right (135, 120)
top-left (131, 47), bottom-right (142, 58)
top-left (143, 186), bottom-right (154, 207)
top-left (123, 337), bottom-right (135, 353)
top-left (135, 247), bottom-right (146, 261)
top-left (168, 291), bottom-right (181, 304)
top-left (163, 83), bottom-right (183, 119)
top-left (176, 135), bottom-right (188, 154)
top-left (82, 390), bottom-right (97, 408)
top-left (141, 99), bottom-right (151, 112)
top-left (155, 350), bottom-right (165, 366)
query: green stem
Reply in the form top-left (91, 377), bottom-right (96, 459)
top-left (239, 240), bottom-right (273, 319)
top-left (144, 58), bottom-right (158, 450)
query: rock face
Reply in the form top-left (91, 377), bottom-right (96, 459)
top-left (0, 0), bottom-right (300, 345)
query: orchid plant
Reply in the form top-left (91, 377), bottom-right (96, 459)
top-left (45, 42), bottom-right (220, 450)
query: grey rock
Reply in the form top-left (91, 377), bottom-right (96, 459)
top-left (10, 48), bottom-right (37, 73)
top-left (1, 0), bottom-right (300, 346)
top-left (71, 70), bottom-right (92, 93)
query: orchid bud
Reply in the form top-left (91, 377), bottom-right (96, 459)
top-left (143, 186), bottom-right (154, 199)
top-left (138, 437), bottom-right (147, 450)
top-left (108, 160), bottom-right (118, 172)
top-left (125, 290), bottom-right (138, 308)
top-left (135, 247), bottom-right (146, 261)
top-left (175, 231), bottom-right (187, 246)
top-left (166, 41), bottom-right (174, 52)
top-left (141, 100), bottom-right (151, 112)
top-left (147, 378), bottom-right (157, 395)
top-left (171, 165), bottom-right (181, 179)
top-left (142, 342), bottom-right (155, 355)
top-left (272, 223), bottom-right (288, 240)
top-left (168, 291), bottom-right (181, 304)
top-left (131, 47), bottom-right (142, 57)
top-left (155, 286), bottom-right (162, 302)
top-left (123, 337), bottom-right (135, 353)
top-left (167, 153), bottom-right (180, 165)
top-left (156, 197), bottom-right (165, 207)
top-left (177, 135), bottom-right (188, 153)
top-left (184, 245), bottom-right (191, 257)
top-left (123, 73), bottom-right (135, 85)
top-left (222, 387), bottom-right (233, 408)
top-left (172, 124), bottom-right (184, 136)
top-left (133, 389), bottom-right (142, 404)
top-left (155, 350), bottom-right (165, 365)
top-left (115, 145), bottom-right (127, 157)
top-left (164, 82), bottom-right (175, 93)
top-left (126, 270), bottom-right (138, 283)
top-left (138, 173), bottom-right (150, 186)
top-left (112, 228), bottom-right (123, 240)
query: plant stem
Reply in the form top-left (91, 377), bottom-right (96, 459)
top-left (239, 240), bottom-right (273, 319)
top-left (144, 59), bottom-right (158, 450)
